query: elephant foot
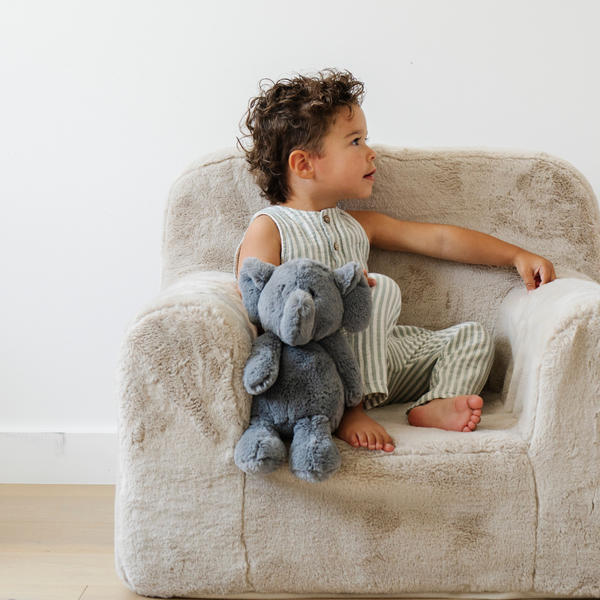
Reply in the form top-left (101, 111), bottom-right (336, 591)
top-left (289, 416), bottom-right (341, 483)
top-left (234, 422), bottom-right (286, 475)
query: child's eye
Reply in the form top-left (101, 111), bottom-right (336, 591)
top-left (352, 137), bottom-right (361, 146)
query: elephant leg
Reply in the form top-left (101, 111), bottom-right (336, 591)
top-left (289, 415), bottom-right (341, 483)
top-left (234, 417), bottom-right (286, 475)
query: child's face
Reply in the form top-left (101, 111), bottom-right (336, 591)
top-left (310, 105), bottom-right (377, 202)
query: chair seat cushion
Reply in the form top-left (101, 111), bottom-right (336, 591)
top-left (240, 393), bottom-right (535, 595)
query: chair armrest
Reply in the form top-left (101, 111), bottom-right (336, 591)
top-left (499, 276), bottom-right (600, 438)
top-left (498, 276), bottom-right (600, 594)
top-left (117, 271), bottom-right (256, 443)
top-left (115, 271), bottom-right (255, 595)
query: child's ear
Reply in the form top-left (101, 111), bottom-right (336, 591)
top-left (288, 150), bottom-right (314, 180)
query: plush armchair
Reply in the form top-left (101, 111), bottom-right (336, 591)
top-left (115, 146), bottom-right (600, 598)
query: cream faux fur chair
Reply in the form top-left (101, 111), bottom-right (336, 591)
top-left (115, 146), bottom-right (600, 599)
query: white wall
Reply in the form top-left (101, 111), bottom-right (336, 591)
top-left (2, 0), bottom-right (599, 481)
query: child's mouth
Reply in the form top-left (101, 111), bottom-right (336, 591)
top-left (363, 169), bottom-right (376, 181)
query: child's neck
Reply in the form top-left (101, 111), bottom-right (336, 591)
top-left (282, 192), bottom-right (338, 212)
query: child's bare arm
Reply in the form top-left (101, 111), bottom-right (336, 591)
top-left (237, 215), bottom-right (281, 281)
top-left (436, 225), bottom-right (557, 290)
top-left (348, 210), bottom-right (556, 291)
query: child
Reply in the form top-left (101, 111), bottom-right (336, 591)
top-left (234, 69), bottom-right (556, 454)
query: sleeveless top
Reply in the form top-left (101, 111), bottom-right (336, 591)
top-left (234, 205), bottom-right (370, 277)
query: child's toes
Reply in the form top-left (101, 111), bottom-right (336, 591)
top-left (467, 395), bottom-right (484, 410)
top-left (383, 433), bottom-right (395, 452)
top-left (374, 430), bottom-right (389, 450)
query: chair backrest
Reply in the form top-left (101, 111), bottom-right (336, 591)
top-left (161, 145), bottom-right (600, 390)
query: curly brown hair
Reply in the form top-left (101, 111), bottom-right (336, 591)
top-left (238, 69), bottom-right (366, 205)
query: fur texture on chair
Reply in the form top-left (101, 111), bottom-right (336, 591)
top-left (115, 146), bottom-right (600, 598)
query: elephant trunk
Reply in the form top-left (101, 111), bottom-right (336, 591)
top-left (280, 289), bottom-right (315, 346)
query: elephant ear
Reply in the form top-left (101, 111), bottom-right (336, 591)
top-left (333, 262), bottom-right (373, 333)
top-left (239, 257), bottom-right (276, 326)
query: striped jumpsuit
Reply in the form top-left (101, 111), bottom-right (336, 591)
top-left (234, 205), bottom-right (494, 413)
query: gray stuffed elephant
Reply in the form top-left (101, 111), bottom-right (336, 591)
top-left (235, 257), bottom-right (373, 483)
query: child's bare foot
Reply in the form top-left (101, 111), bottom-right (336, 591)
top-left (407, 395), bottom-right (483, 432)
top-left (335, 401), bottom-right (395, 452)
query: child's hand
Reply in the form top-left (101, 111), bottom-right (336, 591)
top-left (363, 269), bottom-right (376, 287)
top-left (513, 251), bottom-right (557, 292)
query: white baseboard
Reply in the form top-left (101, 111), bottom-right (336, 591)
top-left (0, 432), bottom-right (118, 484)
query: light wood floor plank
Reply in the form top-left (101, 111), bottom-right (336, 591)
top-left (0, 521), bottom-right (114, 553)
top-left (0, 485), bottom-right (115, 497)
top-left (0, 552), bottom-right (122, 585)
top-left (79, 585), bottom-right (147, 599)
top-left (0, 496), bottom-right (114, 523)
top-left (0, 584), bottom-right (87, 600)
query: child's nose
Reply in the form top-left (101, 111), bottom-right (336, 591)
top-left (367, 145), bottom-right (377, 161)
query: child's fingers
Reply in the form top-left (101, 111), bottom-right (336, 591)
top-left (362, 269), bottom-right (376, 287)
top-left (536, 260), bottom-right (557, 286)
top-left (539, 263), bottom-right (556, 285)
top-left (524, 271), bottom-right (537, 293)
top-left (540, 269), bottom-right (549, 285)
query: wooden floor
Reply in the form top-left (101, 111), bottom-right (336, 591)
top-left (0, 484), bottom-right (143, 600)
